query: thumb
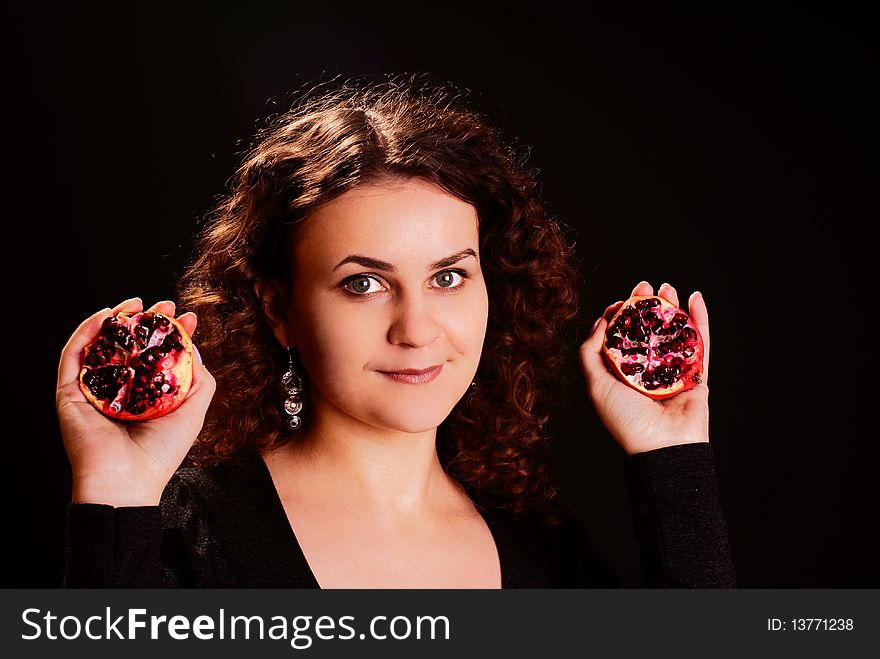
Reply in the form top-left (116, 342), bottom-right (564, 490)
top-left (183, 352), bottom-right (216, 415)
top-left (578, 317), bottom-right (614, 393)
top-left (161, 349), bottom-right (216, 437)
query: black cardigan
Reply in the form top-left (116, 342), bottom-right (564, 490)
top-left (63, 443), bottom-right (737, 588)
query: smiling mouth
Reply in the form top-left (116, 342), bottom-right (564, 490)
top-left (378, 364), bottom-right (443, 385)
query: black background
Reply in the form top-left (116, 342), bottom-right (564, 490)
top-left (6, 3), bottom-right (876, 587)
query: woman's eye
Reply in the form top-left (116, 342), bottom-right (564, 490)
top-left (344, 275), bottom-right (385, 295)
top-left (431, 270), bottom-right (465, 289)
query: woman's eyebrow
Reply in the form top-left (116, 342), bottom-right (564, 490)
top-left (430, 248), bottom-right (478, 270)
top-left (333, 248), bottom-right (478, 272)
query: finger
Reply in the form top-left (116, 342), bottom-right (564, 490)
top-left (175, 311), bottom-right (198, 338)
top-left (110, 297), bottom-right (144, 316)
top-left (631, 280), bottom-right (653, 297)
top-left (688, 290), bottom-right (710, 383)
top-left (146, 300), bottom-right (177, 317)
top-left (602, 300), bottom-right (625, 323)
top-left (658, 282), bottom-right (679, 308)
top-left (57, 306), bottom-right (113, 389)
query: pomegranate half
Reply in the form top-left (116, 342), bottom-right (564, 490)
top-left (602, 295), bottom-right (704, 400)
top-left (79, 312), bottom-right (193, 421)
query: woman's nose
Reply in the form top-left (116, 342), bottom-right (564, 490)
top-left (387, 293), bottom-right (441, 348)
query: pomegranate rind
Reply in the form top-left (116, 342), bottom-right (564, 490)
top-left (78, 312), bottom-right (194, 421)
top-left (602, 295), bottom-right (704, 401)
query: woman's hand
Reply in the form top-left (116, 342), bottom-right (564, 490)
top-left (578, 281), bottom-right (711, 455)
top-left (56, 297), bottom-right (216, 506)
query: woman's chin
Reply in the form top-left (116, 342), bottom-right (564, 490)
top-left (368, 403), bottom-right (457, 435)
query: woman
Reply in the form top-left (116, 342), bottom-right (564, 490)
top-left (57, 76), bottom-right (736, 588)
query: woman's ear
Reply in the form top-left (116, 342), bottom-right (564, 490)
top-left (254, 279), bottom-right (292, 348)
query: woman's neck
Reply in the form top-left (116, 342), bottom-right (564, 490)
top-left (264, 411), bottom-right (467, 520)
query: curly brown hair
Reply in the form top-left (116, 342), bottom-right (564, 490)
top-left (177, 74), bottom-right (583, 525)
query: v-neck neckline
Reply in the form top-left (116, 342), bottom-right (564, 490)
top-left (245, 447), bottom-right (511, 589)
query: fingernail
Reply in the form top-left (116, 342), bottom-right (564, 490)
top-left (194, 345), bottom-right (203, 364)
top-left (590, 317), bottom-right (602, 334)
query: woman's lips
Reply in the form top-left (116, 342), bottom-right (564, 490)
top-left (378, 364), bottom-right (443, 385)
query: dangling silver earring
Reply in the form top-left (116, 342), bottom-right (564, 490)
top-left (282, 346), bottom-right (304, 430)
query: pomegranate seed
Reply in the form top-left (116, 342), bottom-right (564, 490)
top-left (162, 330), bottom-right (184, 352)
top-left (82, 365), bottom-right (130, 401)
top-left (84, 339), bottom-right (114, 367)
top-left (111, 328), bottom-right (135, 351)
top-left (133, 324), bottom-right (150, 349)
top-left (138, 347), bottom-right (163, 368)
top-left (653, 365), bottom-right (674, 385)
top-left (621, 362), bottom-right (645, 375)
top-left (641, 312), bottom-right (660, 328)
top-left (100, 316), bottom-right (120, 336)
top-left (126, 400), bottom-right (147, 415)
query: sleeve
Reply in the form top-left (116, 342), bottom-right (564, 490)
top-left (623, 442), bottom-right (737, 588)
top-left (63, 503), bottom-right (165, 588)
top-left (63, 473), bottom-right (211, 588)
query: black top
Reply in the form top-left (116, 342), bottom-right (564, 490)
top-left (63, 443), bottom-right (737, 588)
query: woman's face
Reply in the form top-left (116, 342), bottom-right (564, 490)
top-left (279, 177), bottom-right (489, 435)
